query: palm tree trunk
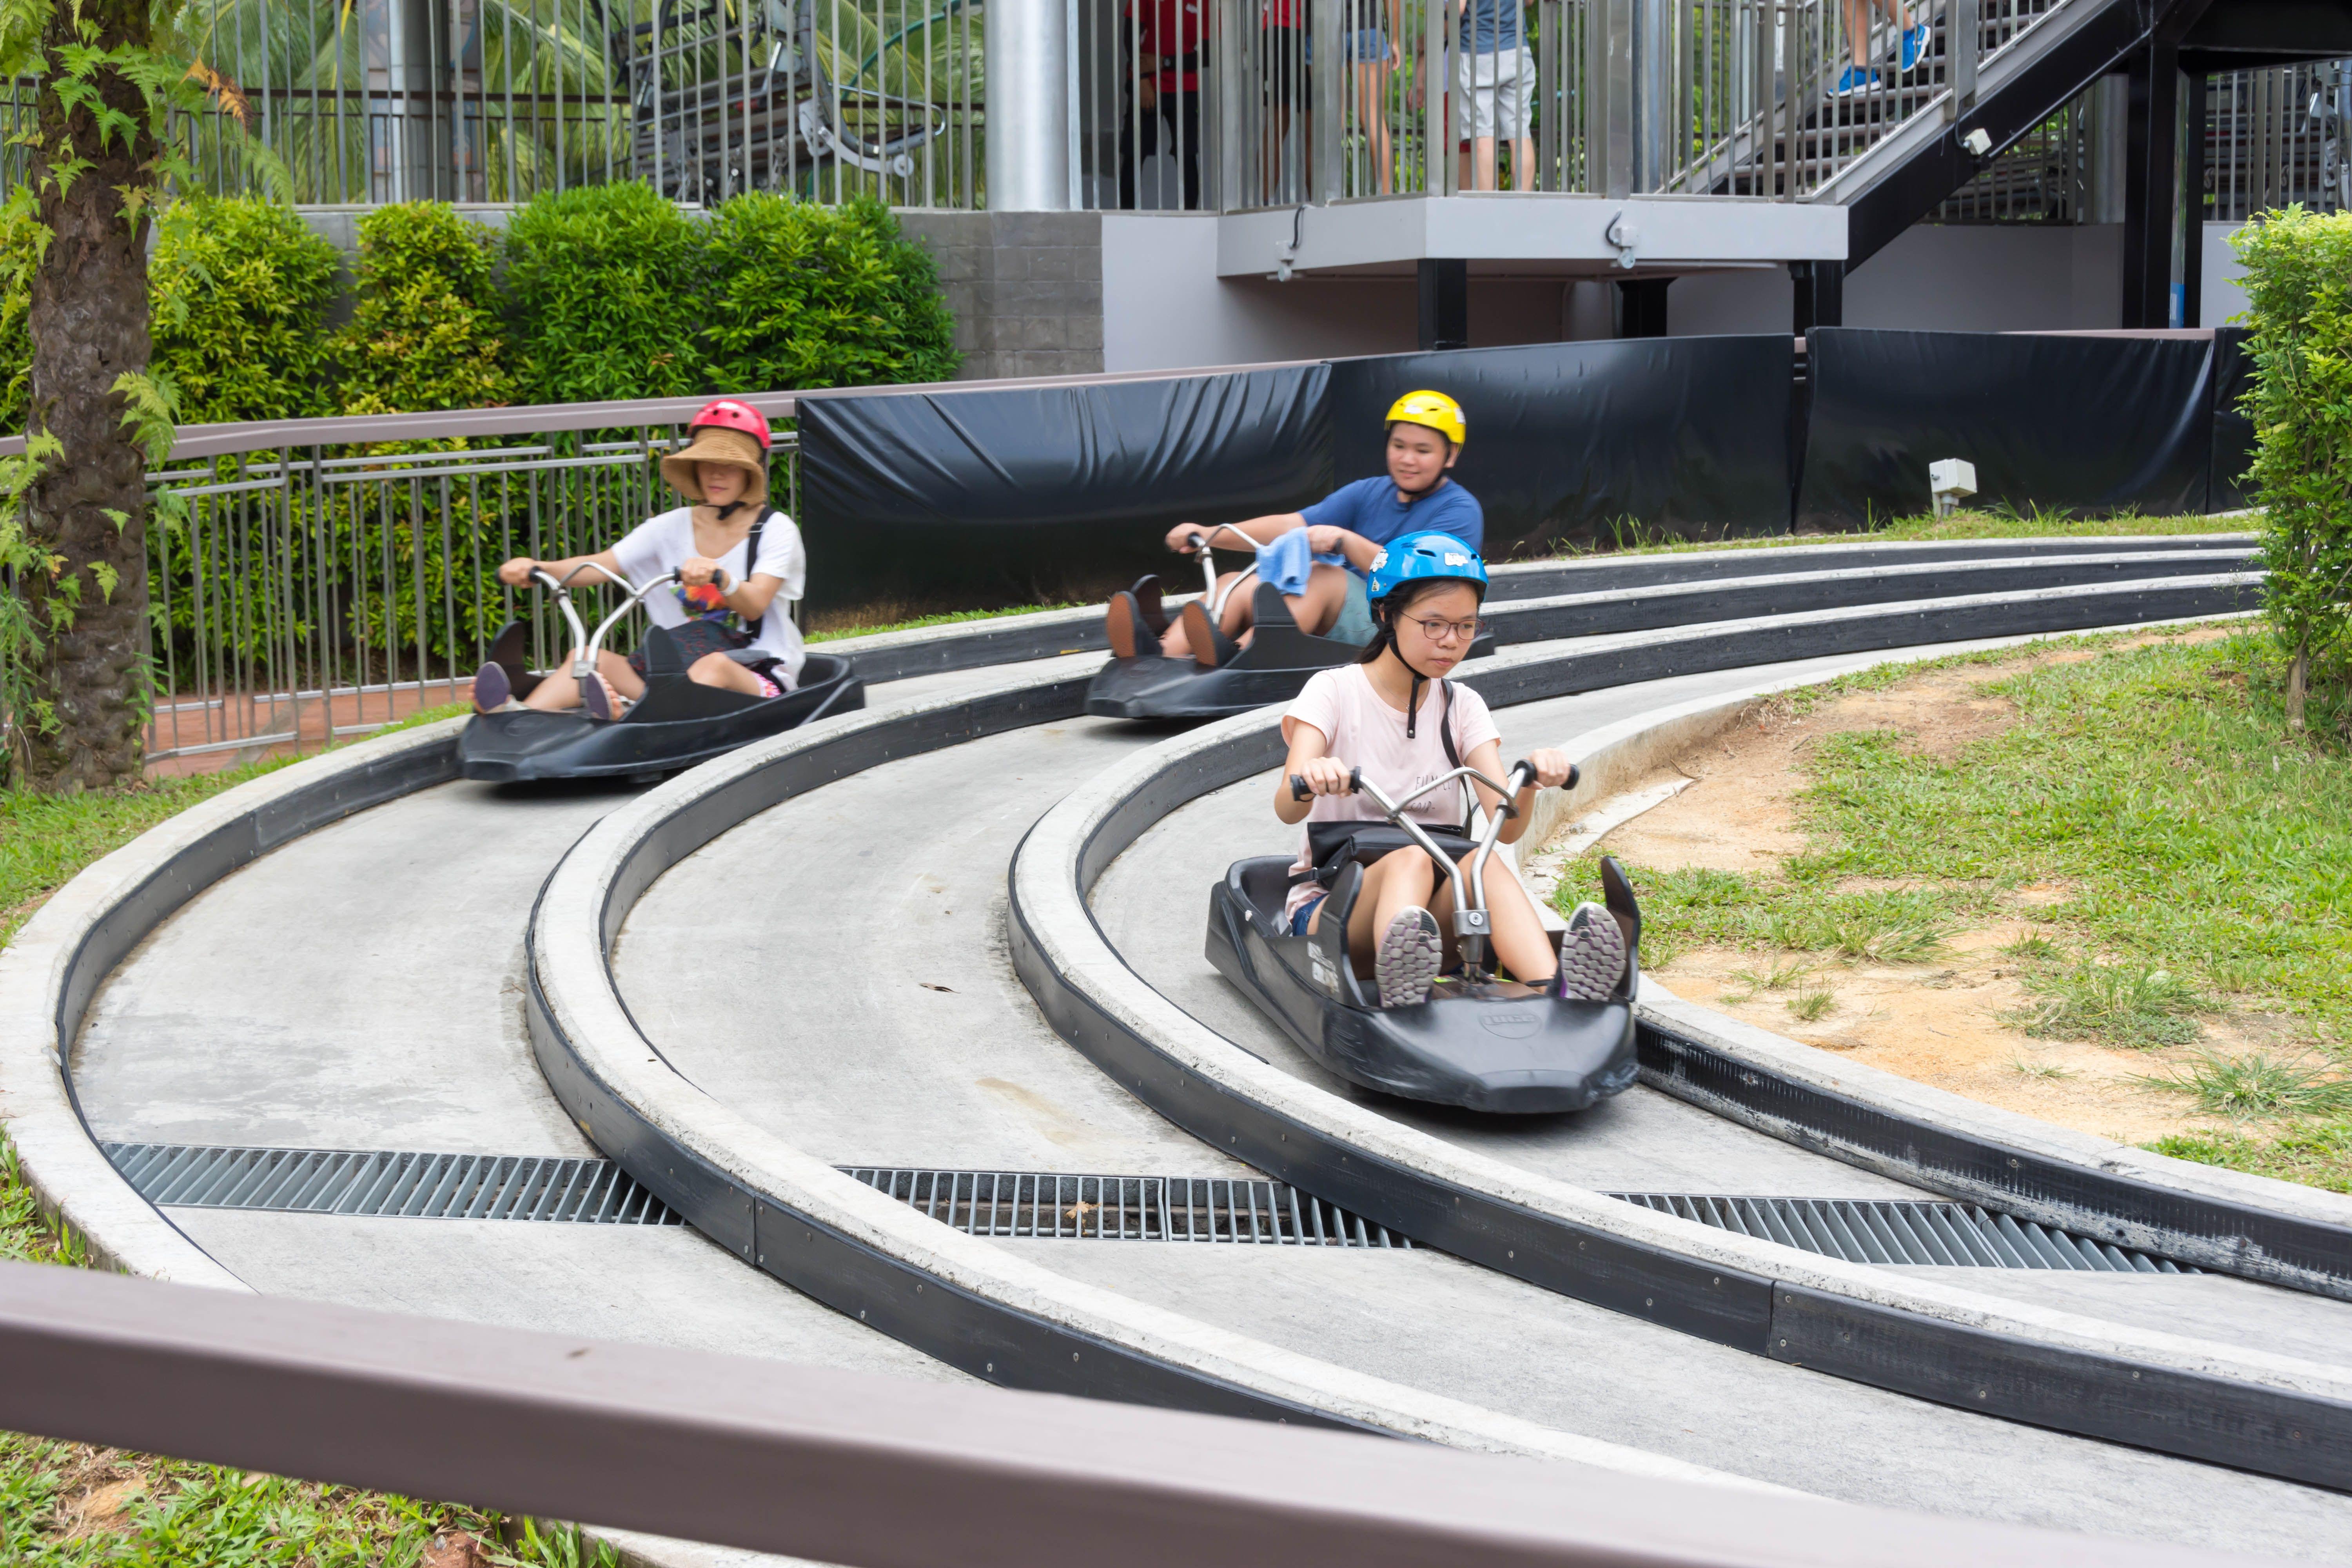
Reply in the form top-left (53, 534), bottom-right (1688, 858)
top-left (17, 0), bottom-right (158, 791)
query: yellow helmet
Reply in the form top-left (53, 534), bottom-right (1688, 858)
top-left (1385, 389), bottom-right (1466, 448)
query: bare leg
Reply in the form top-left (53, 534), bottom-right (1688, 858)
top-left (687, 651), bottom-right (771, 695)
top-left (1356, 62), bottom-right (1394, 192)
top-left (1327, 848), bottom-right (1441, 978)
top-left (1473, 134), bottom-right (1498, 191)
top-left (1845, 0), bottom-right (1871, 66)
top-left (1161, 570), bottom-right (1257, 656)
top-left (524, 649), bottom-right (642, 713)
top-left (1508, 136), bottom-right (1533, 190)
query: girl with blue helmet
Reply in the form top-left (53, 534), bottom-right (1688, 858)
top-left (1274, 531), bottom-right (1627, 1008)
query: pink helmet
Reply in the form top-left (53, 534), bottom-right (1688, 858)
top-left (690, 397), bottom-right (771, 453)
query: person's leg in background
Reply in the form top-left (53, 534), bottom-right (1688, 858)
top-left (1353, 54), bottom-right (1394, 192)
top-left (1503, 44), bottom-right (1532, 189)
top-left (1172, 88), bottom-right (1203, 208)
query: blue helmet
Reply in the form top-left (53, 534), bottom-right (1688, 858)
top-left (1365, 531), bottom-right (1488, 603)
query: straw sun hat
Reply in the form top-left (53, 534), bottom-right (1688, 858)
top-left (660, 425), bottom-right (770, 508)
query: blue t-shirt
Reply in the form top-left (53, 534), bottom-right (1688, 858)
top-left (1299, 475), bottom-right (1484, 577)
top-left (1459, 0), bottom-right (1523, 52)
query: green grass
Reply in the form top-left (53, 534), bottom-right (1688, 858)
top-left (1533, 506), bottom-right (2250, 560)
top-left (2149, 1122), bottom-right (2352, 1194)
top-left (2136, 1051), bottom-right (2352, 1121)
top-left (806, 601), bottom-right (1082, 643)
top-left (0, 714), bottom-right (617, 1564)
top-left (1552, 628), bottom-right (2352, 1189)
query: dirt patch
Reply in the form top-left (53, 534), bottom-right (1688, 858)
top-left (1564, 630), bottom-right (2247, 1145)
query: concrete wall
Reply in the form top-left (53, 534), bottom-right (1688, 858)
top-left (1102, 215), bottom-right (2145, 371)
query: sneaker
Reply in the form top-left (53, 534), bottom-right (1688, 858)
top-left (1899, 22), bottom-right (1930, 72)
top-left (1375, 907), bottom-right (1444, 1009)
top-left (470, 661), bottom-right (510, 714)
top-left (1833, 64), bottom-right (1879, 96)
top-left (1554, 902), bottom-right (1630, 1002)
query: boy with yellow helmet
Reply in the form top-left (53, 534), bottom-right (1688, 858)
top-left (1107, 389), bottom-right (1481, 666)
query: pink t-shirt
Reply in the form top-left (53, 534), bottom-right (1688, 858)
top-left (1281, 665), bottom-right (1501, 921)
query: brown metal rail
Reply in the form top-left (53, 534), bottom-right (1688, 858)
top-left (0, 1260), bottom-right (2259, 1567)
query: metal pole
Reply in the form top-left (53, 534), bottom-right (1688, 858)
top-left (985, 0), bottom-right (1073, 205)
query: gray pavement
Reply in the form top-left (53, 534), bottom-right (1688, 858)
top-left (1012, 1239), bottom-right (2352, 1557)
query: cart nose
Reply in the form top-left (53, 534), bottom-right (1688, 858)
top-left (456, 709), bottom-right (598, 781)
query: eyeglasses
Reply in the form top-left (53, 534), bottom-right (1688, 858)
top-left (1400, 615), bottom-right (1482, 644)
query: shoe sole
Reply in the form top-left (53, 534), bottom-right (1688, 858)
top-left (1180, 602), bottom-right (1225, 669)
top-left (472, 661), bottom-right (510, 714)
top-left (1376, 909), bottom-right (1444, 1009)
top-left (1556, 904), bottom-right (1630, 1002)
top-left (1107, 594), bottom-right (1142, 661)
top-left (580, 675), bottom-right (613, 721)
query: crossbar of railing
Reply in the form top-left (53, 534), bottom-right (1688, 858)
top-left (0, 1261), bottom-right (2245, 1567)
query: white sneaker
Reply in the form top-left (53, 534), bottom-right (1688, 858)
top-left (1375, 907), bottom-right (1443, 1008)
top-left (1554, 903), bottom-right (1629, 1001)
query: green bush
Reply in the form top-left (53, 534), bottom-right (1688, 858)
top-left (2234, 205), bottom-right (2352, 735)
top-left (702, 194), bottom-right (958, 390)
top-left (330, 201), bottom-right (514, 415)
top-left (149, 196), bottom-right (343, 425)
top-left (504, 181), bottom-right (705, 405)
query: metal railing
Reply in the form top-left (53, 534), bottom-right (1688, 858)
top-left (1, 0), bottom-right (984, 210)
top-left (2211, 59), bottom-right (2350, 221)
top-left (0, 1259), bottom-right (2186, 1568)
top-left (64, 401), bottom-right (801, 765)
top-left (4, 0), bottom-right (2341, 223)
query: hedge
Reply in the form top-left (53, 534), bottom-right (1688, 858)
top-left (2235, 205), bottom-right (2352, 736)
top-left (331, 201), bottom-right (514, 416)
top-left (503, 181), bottom-right (708, 406)
top-left (0, 185), bottom-right (960, 436)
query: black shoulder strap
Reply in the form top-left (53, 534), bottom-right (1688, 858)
top-left (740, 508), bottom-right (771, 633)
top-left (1437, 678), bottom-right (1460, 768)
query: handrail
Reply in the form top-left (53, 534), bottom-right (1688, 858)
top-left (0, 359), bottom-right (1330, 465)
top-left (0, 1260), bottom-right (2236, 1567)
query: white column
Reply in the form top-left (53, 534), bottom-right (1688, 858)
top-left (986, 0), bottom-right (1072, 209)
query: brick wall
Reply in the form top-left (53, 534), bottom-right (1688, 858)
top-left (896, 211), bottom-right (1106, 380)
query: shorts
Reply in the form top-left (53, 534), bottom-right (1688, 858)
top-left (1345, 28), bottom-right (1390, 61)
top-left (1290, 894), bottom-right (1327, 936)
top-left (1258, 27), bottom-right (1307, 103)
top-left (628, 618), bottom-right (787, 695)
top-left (1455, 43), bottom-right (1530, 139)
top-left (1327, 573), bottom-right (1376, 647)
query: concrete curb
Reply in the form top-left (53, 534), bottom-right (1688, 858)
top-left (1007, 592), bottom-right (2352, 1491)
top-left (0, 716), bottom-right (467, 1290)
top-left (524, 668), bottom-right (1775, 1488)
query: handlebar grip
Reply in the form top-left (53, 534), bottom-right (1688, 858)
top-left (1347, 766), bottom-right (1363, 796)
top-left (1186, 530), bottom-right (1207, 551)
top-left (1565, 762), bottom-right (1580, 791)
top-left (1289, 773), bottom-right (1311, 802)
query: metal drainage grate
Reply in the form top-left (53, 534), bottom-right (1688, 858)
top-left (842, 1168), bottom-right (1413, 1248)
top-left (1612, 1194), bottom-right (2197, 1272)
top-left (103, 1143), bottom-right (680, 1225)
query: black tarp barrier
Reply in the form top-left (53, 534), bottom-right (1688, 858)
top-left (796, 365), bottom-right (1332, 612)
top-left (1323, 337), bottom-right (1797, 557)
top-left (2209, 327), bottom-right (2257, 513)
top-left (1797, 328), bottom-right (2216, 529)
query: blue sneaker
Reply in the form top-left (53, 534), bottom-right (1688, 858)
top-left (1900, 22), bottom-right (1931, 72)
top-left (1834, 64), bottom-right (1880, 96)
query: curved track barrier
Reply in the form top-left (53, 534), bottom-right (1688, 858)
top-left (831, 535), bottom-right (2254, 686)
top-left (1006, 587), bottom-right (2352, 1492)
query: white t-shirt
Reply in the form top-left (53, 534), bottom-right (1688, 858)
top-left (611, 505), bottom-right (807, 683)
top-left (1280, 664), bottom-right (1501, 921)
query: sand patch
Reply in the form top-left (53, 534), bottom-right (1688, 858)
top-left (1556, 630), bottom-right (2257, 1145)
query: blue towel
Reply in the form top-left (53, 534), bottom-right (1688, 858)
top-left (1254, 527), bottom-right (1347, 597)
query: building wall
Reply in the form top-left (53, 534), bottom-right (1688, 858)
top-left (2202, 221), bottom-right (2252, 328)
